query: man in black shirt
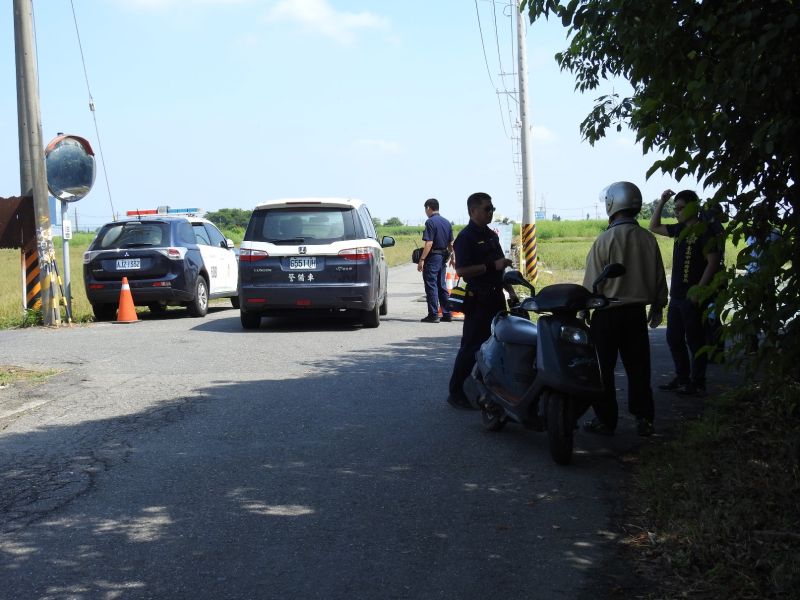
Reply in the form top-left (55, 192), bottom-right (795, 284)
top-left (650, 189), bottom-right (721, 396)
top-left (447, 192), bottom-right (517, 410)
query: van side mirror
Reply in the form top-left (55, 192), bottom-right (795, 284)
top-left (381, 236), bottom-right (395, 248)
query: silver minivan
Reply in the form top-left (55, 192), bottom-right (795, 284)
top-left (238, 198), bottom-right (395, 329)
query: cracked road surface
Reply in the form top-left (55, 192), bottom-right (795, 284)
top-left (0, 264), bottom-right (731, 599)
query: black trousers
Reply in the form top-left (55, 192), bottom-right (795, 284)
top-left (590, 304), bottom-right (654, 428)
top-left (666, 297), bottom-right (708, 386)
top-left (449, 290), bottom-right (506, 398)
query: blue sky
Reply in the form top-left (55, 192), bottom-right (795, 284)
top-left (0, 0), bottom-right (699, 229)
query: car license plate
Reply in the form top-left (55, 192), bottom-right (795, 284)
top-left (116, 258), bottom-right (141, 270)
top-left (289, 257), bottom-right (316, 270)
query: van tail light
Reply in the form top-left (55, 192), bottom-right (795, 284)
top-left (240, 249), bottom-right (269, 262)
top-left (338, 247), bottom-right (371, 261)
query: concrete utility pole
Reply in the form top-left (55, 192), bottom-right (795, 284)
top-left (516, 7), bottom-right (538, 284)
top-left (14, 0), bottom-right (61, 325)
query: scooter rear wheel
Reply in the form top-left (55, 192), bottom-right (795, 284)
top-left (545, 390), bottom-right (574, 465)
top-left (481, 408), bottom-right (507, 432)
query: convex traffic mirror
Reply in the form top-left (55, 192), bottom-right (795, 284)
top-left (44, 134), bottom-right (96, 202)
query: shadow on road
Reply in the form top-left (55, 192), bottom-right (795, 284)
top-left (0, 328), bottom-right (736, 599)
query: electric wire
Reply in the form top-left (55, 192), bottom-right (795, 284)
top-left (491, 0), bottom-right (517, 139)
top-left (474, 0), bottom-right (509, 137)
top-left (70, 0), bottom-right (116, 220)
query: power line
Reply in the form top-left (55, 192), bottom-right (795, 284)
top-left (474, 0), bottom-right (510, 138)
top-left (69, 0), bottom-right (116, 219)
top-left (474, 0), bottom-right (497, 90)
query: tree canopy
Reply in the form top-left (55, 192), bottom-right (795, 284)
top-left (522, 0), bottom-right (799, 381)
top-left (205, 208), bottom-right (251, 231)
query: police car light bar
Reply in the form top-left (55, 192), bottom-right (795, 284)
top-left (125, 207), bottom-right (203, 217)
top-left (167, 207), bottom-right (202, 215)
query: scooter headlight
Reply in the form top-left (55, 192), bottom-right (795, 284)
top-left (561, 326), bottom-right (589, 345)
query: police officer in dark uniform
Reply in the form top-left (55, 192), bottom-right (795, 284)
top-left (447, 192), bottom-right (517, 410)
top-left (418, 198), bottom-right (454, 323)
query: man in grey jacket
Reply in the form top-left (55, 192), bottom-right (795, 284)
top-left (582, 182), bottom-right (668, 437)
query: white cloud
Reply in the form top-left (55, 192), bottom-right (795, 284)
top-left (612, 136), bottom-right (636, 148)
top-left (531, 125), bottom-right (557, 143)
top-left (118, 0), bottom-right (250, 9)
top-left (353, 139), bottom-right (401, 154)
top-left (264, 0), bottom-right (389, 45)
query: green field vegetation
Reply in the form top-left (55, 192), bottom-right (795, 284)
top-left (0, 220), bottom-right (740, 329)
top-left (0, 365), bottom-right (59, 387)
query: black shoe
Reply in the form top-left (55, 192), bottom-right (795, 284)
top-left (677, 383), bottom-right (707, 397)
top-left (582, 417), bottom-right (615, 436)
top-left (637, 418), bottom-right (654, 437)
top-left (658, 377), bottom-right (687, 392)
top-left (420, 315), bottom-right (440, 323)
top-left (447, 393), bottom-right (477, 411)
top-left (440, 314), bottom-right (453, 322)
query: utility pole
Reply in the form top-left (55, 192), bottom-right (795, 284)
top-left (516, 7), bottom-right (538, 283)
top-left (14, 0), bottom-right (61, 325)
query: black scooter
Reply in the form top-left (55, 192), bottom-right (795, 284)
top-left (463, 264), bottom-right (625, 465)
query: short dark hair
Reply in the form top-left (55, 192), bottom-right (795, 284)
top-left (424, 198), bottom-right (439, 211)
top-left (674, 190), bottom-right (699, 204)
top-left (467, 192), bottom-right (491, 212)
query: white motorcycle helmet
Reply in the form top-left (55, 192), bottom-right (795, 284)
top-left (601, 181), bottom-right (643, 218)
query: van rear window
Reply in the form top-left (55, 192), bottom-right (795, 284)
top-left (245, 207), bottom-right (358, 244)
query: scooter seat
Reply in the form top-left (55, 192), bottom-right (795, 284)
top-left (492, 313), bottom-right (538, 346)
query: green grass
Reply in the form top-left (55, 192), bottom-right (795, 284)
top-left (0, 365), bottom-right (59, 386)
top-left (0, 233), bottom-right (97, 327)
top-left (629, 385), bottom-right (800, 598)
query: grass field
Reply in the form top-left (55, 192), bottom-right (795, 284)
top-left (0, 219), bottom-right (737, 328)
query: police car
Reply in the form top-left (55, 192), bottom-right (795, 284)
top-left (238, 198), bottom-right (395, 329)
top-left (83, 208), bottom-right (239, 320)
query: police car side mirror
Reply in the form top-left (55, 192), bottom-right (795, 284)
top-left (381, 236), bottom-right (395, 248)
top-left (225, 238), bottom-right (235, 250)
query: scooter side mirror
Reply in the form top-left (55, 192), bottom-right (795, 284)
top-left (502, 270), bottom-right (535, 293)
top-left (591, 263), bottom-right (626, 293)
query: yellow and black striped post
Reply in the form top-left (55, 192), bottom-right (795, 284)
top-left (521, 222), bottom-right (539, 285)
top-left (23, 248), bottom-right (42, 310)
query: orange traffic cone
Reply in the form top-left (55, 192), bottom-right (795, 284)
top-left (445, 268), bottom-right (464, 319)
top-left (115, 276), bottom-right (139, 323)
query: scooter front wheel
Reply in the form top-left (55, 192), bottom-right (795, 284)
top-left (481, 408), bottom-right (507, 432)
top-left (545, 390), bottom-right (574, 465)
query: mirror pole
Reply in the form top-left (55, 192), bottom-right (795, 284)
top-left (61, 200), bottom-right (72, 320)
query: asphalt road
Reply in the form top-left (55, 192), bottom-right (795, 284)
top-left (0, 264), bottom-right (735, 599)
